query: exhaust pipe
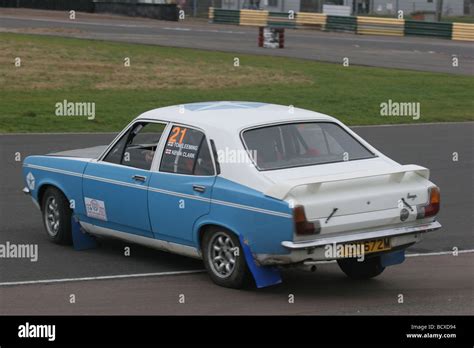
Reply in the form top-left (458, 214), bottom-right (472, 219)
top-left (296, 262), bottom-right (317, 272)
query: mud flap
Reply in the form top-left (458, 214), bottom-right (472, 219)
top-left (380, 250), bottom-right (405, 267)
top-left (239, 235), bottom-right (282, 288)
top-left (71, 216), bottom-right (98, 251)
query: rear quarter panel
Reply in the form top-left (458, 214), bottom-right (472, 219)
top-left (195, 177), bottom-right (293, 255)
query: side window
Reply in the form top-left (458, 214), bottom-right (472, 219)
top-left (102, 128), bottom-right (131, 165)
top-left (103, 122), bottom-right (166, 170)
top-left (160, 125), bottom-right (214, 176)
top-left (194, 140), bottom-right (214, 176)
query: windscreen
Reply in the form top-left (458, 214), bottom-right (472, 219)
top-left (242, 122), bottom-right (375, 170)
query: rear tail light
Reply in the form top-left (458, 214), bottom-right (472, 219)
top-left (417, 186), bottom-right (440, 219)
top-left (293, 205), bottom-right (320, 235)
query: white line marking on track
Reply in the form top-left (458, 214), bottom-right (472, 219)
top-left (0, 15), bottom-right (155, 28)
top-left (1, 250), bottom-right (472, 287)
top-left (163, 27), bottom-right (246, 34)
top-left (0, 269), bottom-right (205, 287)
top-left (405, 249), bottom-right (474, 257)
top-left (162, 27), bottom-right (191, 31)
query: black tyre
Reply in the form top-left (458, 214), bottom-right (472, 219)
top-left (202, 227), bottom-right (252, 289)
top-left (41, 187), bottom-right (72, 245)
top-left (337, 256), bottom-right (385, 280)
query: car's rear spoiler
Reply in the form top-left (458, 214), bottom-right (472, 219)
top-left (264, 164), bottom-right (430, 200)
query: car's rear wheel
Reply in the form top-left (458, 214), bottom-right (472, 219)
top-left (337, 256), bottom-right (385, 280)
top-left (41, 187), bottom-right (72, 245)
top-left (202, 227), bottom-right (252, 288)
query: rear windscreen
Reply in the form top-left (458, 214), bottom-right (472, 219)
top-left (242, 122), bottom-right (375, 170)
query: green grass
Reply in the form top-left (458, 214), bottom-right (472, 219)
top-left (0, 33), bottom-right (472, 133)
top-left (441, 16), bottom-right (474, 23)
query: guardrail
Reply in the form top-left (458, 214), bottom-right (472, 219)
top-left (209, 8), bottom-right (474, 42)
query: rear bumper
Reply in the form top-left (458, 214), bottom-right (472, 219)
top-left (256, 221), bottom-right (441, 266)
top-left (282, 221), bottom-right (441, 250)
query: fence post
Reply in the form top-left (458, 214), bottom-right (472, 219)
top-left (436, 0), bottom-right (443, 22)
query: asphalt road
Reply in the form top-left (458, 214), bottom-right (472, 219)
top-left (0, 8), bottom-right (473, 75)
top-left (1, 253), bottom-right (472, 315)
top-left (0, 123), bottom-right (473, 314)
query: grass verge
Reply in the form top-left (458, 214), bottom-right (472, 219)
top-left (0, 33), bottom-right (472, 132)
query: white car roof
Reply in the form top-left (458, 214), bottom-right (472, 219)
top-left (134, 101), bottom-right (397, 197)
top-left (136, 101), bottom-right (336, 130)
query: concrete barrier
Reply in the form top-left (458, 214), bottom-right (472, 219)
top-left (296, 12), bottom-right (327, 29)
top-left (357, 16), bottom-right (404, 37)
top-left (452, 22), bottom-right (474, 41)
top-left (240, 9), bottom-right (268, 27)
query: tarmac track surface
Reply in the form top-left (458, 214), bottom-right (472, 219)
top-left (0, 123), bottom-right (472, 314)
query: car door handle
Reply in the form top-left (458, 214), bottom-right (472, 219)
top-left (193, 184), bottom-right (206, 193)
top-left (132, 174), bottom-right (147, 182)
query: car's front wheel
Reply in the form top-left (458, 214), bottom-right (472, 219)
top-left (337, 256), bottom-right (385, 280)
top-left (41, 187), bottom-right (72, 245)
top-left (202, 227), bottom-right (252, 289)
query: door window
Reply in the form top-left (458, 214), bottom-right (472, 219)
top-left (160, 125), bottom-right (214, 176)
top-left (103, 122), bottom-right (166, 170)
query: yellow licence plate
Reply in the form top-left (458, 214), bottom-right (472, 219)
top-left (342, 238), bottom-right (391, 257)
top-left (361, 238), bottom-right (391, 254)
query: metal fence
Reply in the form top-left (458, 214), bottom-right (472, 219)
top-left (0, 0), bottom-right (471, 19)
top-left (179, 0), bottom-right (219, 18)
top-left (215, 0), bottom-right (469, 17)
top-left (0, 0), bottom-right (218, 18)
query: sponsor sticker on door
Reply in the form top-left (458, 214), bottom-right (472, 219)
top-left (84, 197), bottom-right (107, 221)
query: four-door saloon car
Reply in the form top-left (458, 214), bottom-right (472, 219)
top-left (22, 102), bottom-right (441, 288)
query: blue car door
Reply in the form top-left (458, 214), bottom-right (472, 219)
top-left (148, 124), bottom-right (216, 245)
top-left (81, 121), bottom-right (167, 238)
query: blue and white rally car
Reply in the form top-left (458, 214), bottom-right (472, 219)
top-left (22, 102), bottom-right (441, 288)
